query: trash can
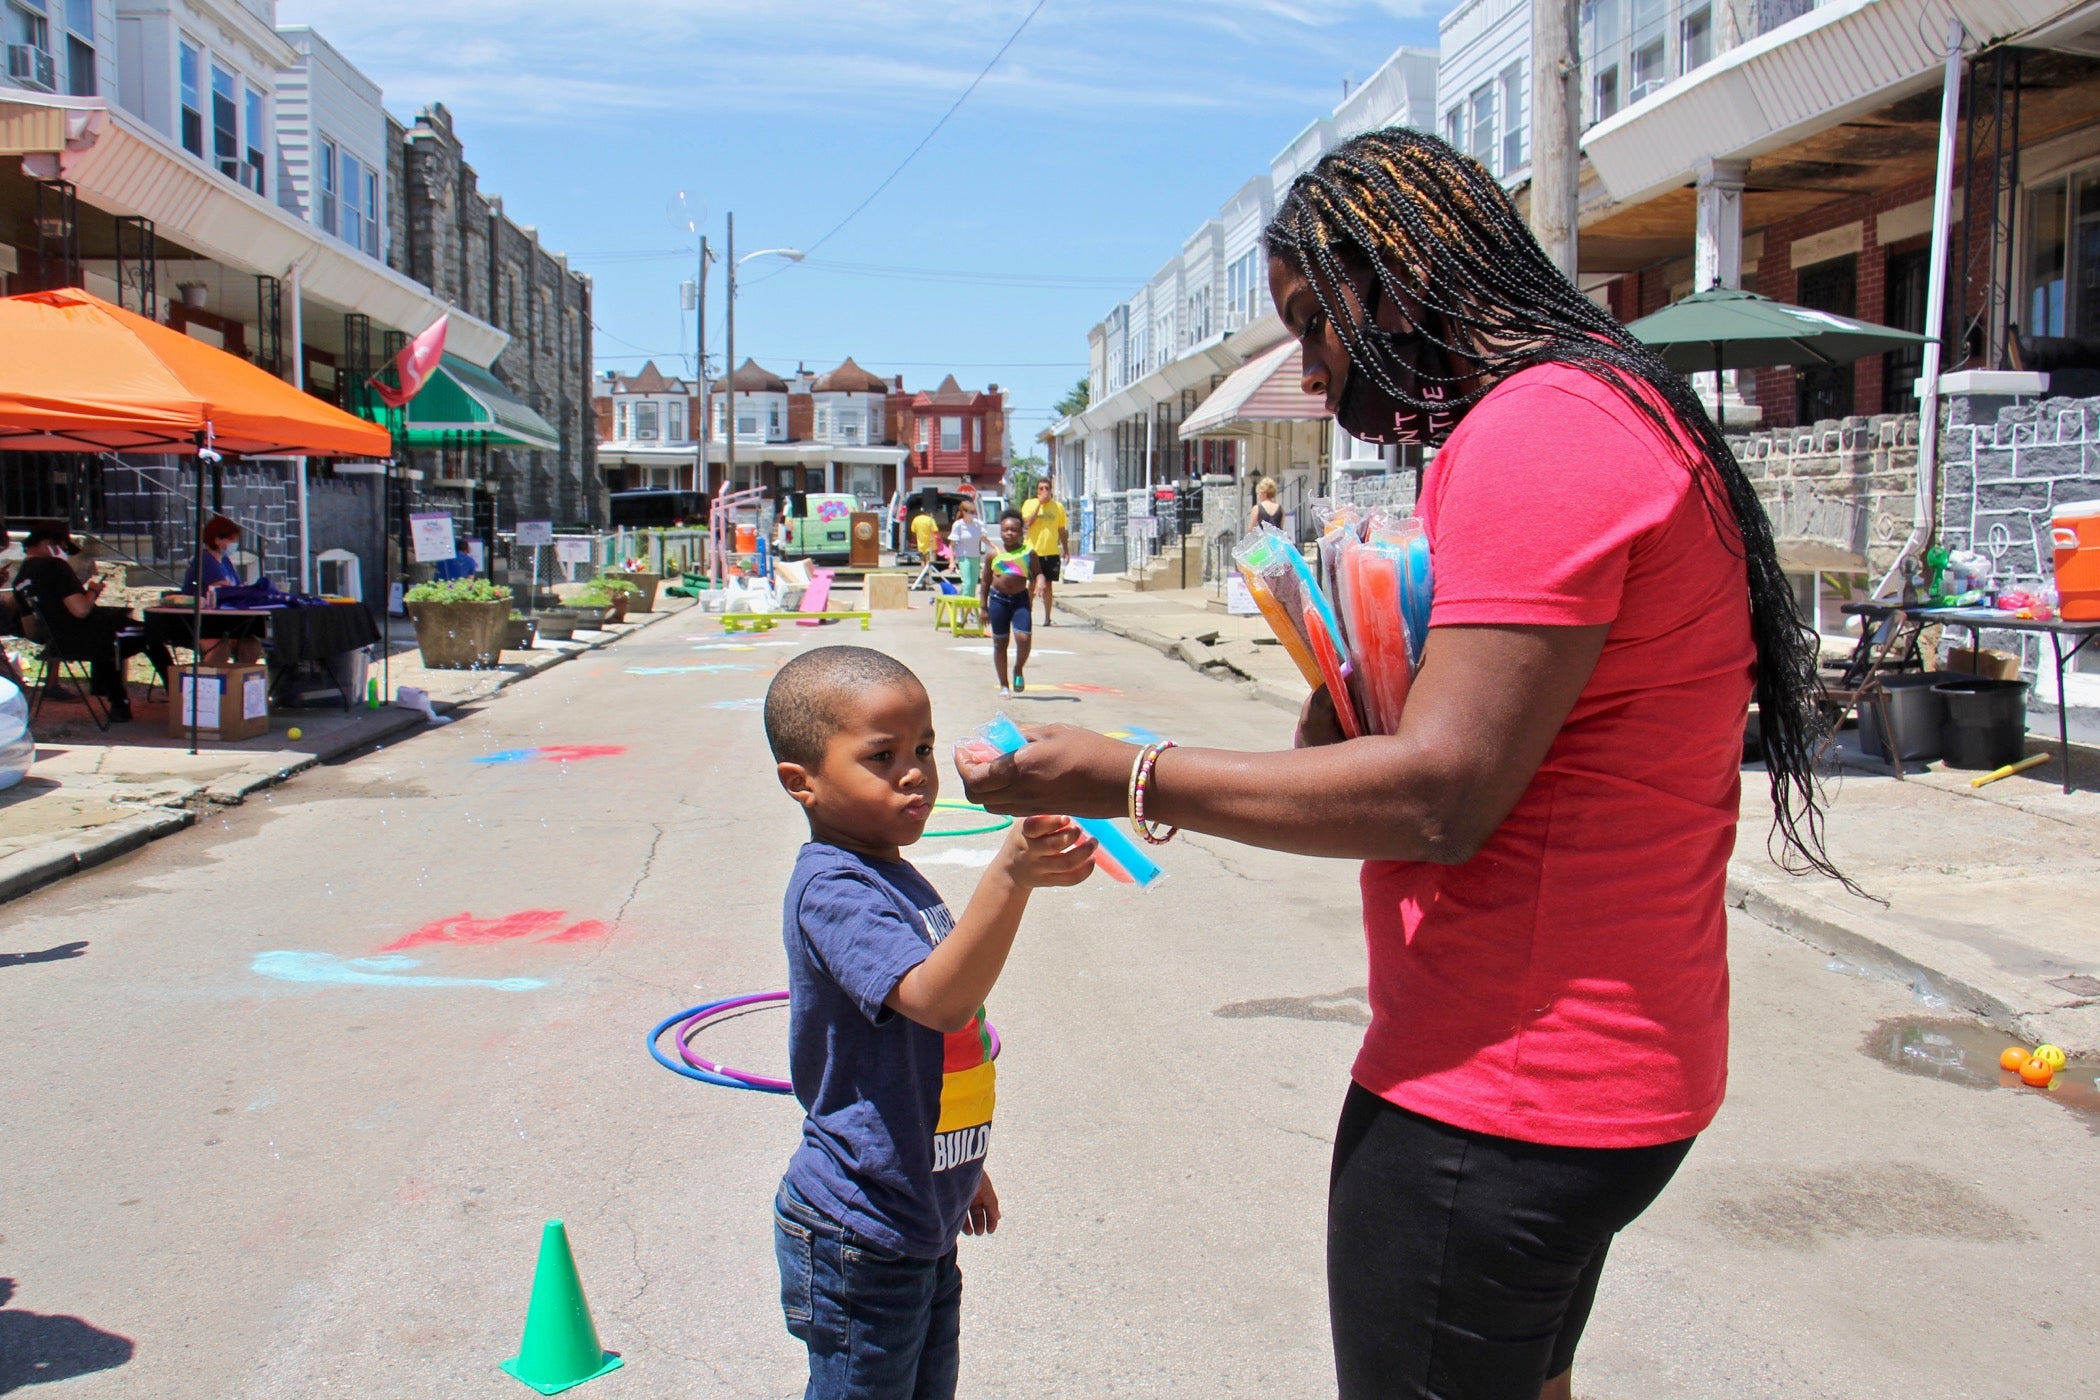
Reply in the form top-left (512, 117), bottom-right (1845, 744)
top-left (1858, 672), bottom-right (1946, 763)
top-left (1932, 677), bottom-right (2029, 770)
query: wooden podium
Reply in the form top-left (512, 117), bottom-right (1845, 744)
top-left (848, 513), bottom-right (881, 568)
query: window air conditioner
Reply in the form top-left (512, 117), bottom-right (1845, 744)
top-left (7, 44), bottom-right (56, 90)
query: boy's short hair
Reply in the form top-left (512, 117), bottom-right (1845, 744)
top-left (765, 646), bottom-right (924, 767)
top-left (999, 507), bottom-right (1025, 526)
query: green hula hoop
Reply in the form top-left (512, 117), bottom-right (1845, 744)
top-left (922, 799), bottom-right (1013, 839)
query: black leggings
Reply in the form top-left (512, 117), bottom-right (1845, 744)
top-left (1327, 1084), bottom-right (1693, 1400)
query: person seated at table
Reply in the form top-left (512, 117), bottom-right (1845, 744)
top-left (12, 522), bottom-right (171, 724)
top-left (182, 514), bottom-right (245, 598)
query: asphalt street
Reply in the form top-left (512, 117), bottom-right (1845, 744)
top-left (1, 607), bottom-right (2094, 1398)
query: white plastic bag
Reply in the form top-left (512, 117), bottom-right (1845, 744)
top-left (0, 677), bottom-right (32, 792)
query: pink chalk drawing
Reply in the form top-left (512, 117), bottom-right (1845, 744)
top-left (536, 744), bottom-right (626, 762)
top-left (379, 910), bottom-right (611, 953)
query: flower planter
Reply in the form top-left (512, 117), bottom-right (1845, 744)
top-left (534, 610), bottom-right (582, 642)
top-left (608, 592), bottom-right (631, 623)
top-left (619, 572), bottom-right (663, 612)
top-left (407, 598), bottom-right (510, 669)
top-left (504, 616), bottom-right (539, 652)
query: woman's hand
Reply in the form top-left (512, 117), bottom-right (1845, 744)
top-left (957, 723), bottom-right (1132, 819)
top-left (1295, 685), bottom-right (1345, 749)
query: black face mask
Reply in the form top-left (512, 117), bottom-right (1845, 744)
top-left (1334, 278), bottom-right (1458, 447)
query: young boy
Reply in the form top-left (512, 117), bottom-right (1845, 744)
top-left (765, 645), bottom-right (1095, 1398)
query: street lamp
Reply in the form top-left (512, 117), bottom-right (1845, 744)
top-left (721, 210), bottom-right (804, 500)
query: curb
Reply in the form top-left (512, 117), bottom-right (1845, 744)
top-left (0, 602), bottom-right (690, 908)
top-left (1056, 595), bottom-right (1307, 716)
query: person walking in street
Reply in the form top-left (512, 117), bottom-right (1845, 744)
top-left (949, 497), bottom-right (986, 600)
top-left (909, 503), bottom-right (941, 565)
top-left (1019, 479), bottom-right (1067, 625)
top-left (1248, 477), bottom-right (1285, 533)
top-left (981, 509), bottom-right (1033, 697)
top-left (959, 128), bottom-right (1837, 1400)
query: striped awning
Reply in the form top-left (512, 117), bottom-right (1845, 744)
top-left (1178, 341), bottom-right (1328, 439)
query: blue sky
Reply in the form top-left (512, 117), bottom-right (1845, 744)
top-left (277, 0), bottom-right (1450, 444)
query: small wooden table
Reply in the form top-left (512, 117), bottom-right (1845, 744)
top-left (932, 595), bottom-right (984, 637)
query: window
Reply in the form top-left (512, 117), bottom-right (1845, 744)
top-left (1593, 65), bottom-right (1620, 122)
top-left (814, 404), bottom-right (832, 441)
top-left (1443, 105), bottom-right (1463, 149)
top-left (65, 0), bottom-right (90, 37)
top-left (2030, 180), bottom-right (2069, 337)
top-left (364, 168), bottom-right (380, 256)
top-left (211, 63), bottom-right (238, 177)
top-left (614, 401), bottom-right (628, 439)
top-left (973, 418), bottom-right (983, 453)
top-left (737, 410), bottom-right (759, 438)
top-left (66, 34), bottom-right (90, 95)
top-left (1156, 314), bottom-right (1173, 367)
top-left (1468, 82), bottom-right (1496, 169)
top-left (1681, 5), bottom-right (1712, 72)
top-left (635, 401), bottom-right (658, 440)
top-left (768, 401), bottom-right (784, 438)
top-left (917, 417), bottom-right (929, 450)
top-left (940, 417), bottom-right (961, 452)
top-left (1499, 63), bottom-right (1525, 174)
top-left (1107, 346), bottom-right (1124, 390)
top-left (838, 410), bottom-right (862, 445)
top-left (243, 85), bottom-right (265, 195)
top-left (1628, 0), bottom-right (1668, 99)
top-left (179, 41), bottom-right (203, 157)
top-left (340, 152), bottom-right (365, 253)
top-left (317, 138), bottom-right (337, 234)
top-left (2024, 172), bottom-right (2100, 340)
top-left (667, 401), bottom-right (684, 442)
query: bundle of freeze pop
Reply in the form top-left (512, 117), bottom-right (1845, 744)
top-left (1231, 512), bottom-right (1432, 737)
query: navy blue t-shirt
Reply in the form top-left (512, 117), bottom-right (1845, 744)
top-left (781, 842), bottom-right (995, 1259)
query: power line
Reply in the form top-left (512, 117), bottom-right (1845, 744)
top-left (571, 249), bottom-right (1137, 291)
top-left (761, 0), bottom-right (1051, 274)
top-left (594, 348), bottom-right (1087, 369)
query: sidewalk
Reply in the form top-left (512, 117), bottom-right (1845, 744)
top-left (1056, 585), bottom-right (2100, 1054)
top-left (0, 599), bottom-right (693, 905)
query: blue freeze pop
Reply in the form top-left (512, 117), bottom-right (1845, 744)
top-left (980, 714), bottom-right (1166, 890)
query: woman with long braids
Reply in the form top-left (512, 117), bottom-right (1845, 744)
top-left (962, 127), bottom-right (1837, 1398)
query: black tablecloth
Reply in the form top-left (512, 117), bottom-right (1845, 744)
top-left (144, 603), bottom-right (379, 664)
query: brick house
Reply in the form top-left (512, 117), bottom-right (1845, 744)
top-left (899, 376), bottom-right (1006, 494)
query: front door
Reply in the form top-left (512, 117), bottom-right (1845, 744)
top-left (1883, 246), bottom-right (1929, 415)
top-left (1796, 255), bottom-right (1857, 424)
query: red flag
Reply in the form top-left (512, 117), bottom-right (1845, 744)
top-left (371, 314), bottom-right (448, 408)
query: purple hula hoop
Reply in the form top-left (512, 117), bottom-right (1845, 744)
top-left (673, 991), bottom-right (1002, 1093)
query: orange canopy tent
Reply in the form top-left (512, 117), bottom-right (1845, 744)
top-left (0, 287), bottom-right (391, 457)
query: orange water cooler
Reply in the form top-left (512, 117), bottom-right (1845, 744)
top-left (2051, 499), bottom-right (2100, 620)
top-left (733, 522), bottom-right (758, 554)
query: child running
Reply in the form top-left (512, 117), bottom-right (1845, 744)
top-left (765, 645), bottom-right (1097, 1399)
top-left (982, 508), bottom-right (1033, 698)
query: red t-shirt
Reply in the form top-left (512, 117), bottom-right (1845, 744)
top-left (1355, 362), bottom-right (1754, 1148)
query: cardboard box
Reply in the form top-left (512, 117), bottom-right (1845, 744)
top-left (169, 664), bottom-right (270, 740)
top-left (1944, 647), bottom-right (2022, 681)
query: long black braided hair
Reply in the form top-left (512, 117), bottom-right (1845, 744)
top-left (1264, 126), bottom-right (1841, 882)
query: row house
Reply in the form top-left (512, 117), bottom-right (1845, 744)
top-left (0, 0), bottom-right (588, 607)
top-left (593, 356), bottom-right (1004, 505)
top-left (1050, 44), bottom-right (1437, 540)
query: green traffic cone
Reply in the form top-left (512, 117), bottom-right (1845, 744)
top-left (499, 1219), bottom-right (625, 1395)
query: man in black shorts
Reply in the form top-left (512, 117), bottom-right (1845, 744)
top-left (1019, 479), bottom-right (1068, 626)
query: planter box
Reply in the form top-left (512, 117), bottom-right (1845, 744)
top-left (407, 598), bottom-right (509, 669)
top-left (618, 572), bottom-right (663, 612)
top-left (504, 616), bottom-right (539, 652)
top-left (534, 610), bottom-right (582, 641)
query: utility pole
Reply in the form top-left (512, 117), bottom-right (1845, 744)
top-left (694, 234), bottom-right (711, 496)
top-left (1530, 0), bottom-right (1582, 279)
top-left (725, 212), bottom-right (736, 497)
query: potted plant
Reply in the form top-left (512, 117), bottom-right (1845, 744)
top-left (575, 576), bottom-right (641, 623)
top-left (405, 578), bottom-right (511, 668)
top-left (504, 609), bottom-right (538, 652)
top-left (617, 563), bottom-right (663, 612)
top-left (533, 610), bottom-right (580, 642)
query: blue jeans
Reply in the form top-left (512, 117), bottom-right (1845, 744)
top-left (775, 1182), bottom-right (962, 1400)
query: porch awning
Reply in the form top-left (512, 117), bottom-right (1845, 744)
top-left (399, 355), bottom-right (561, 451)
top-left (1179, 341), bottom-right (1328, 439)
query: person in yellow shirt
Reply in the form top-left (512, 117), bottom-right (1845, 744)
top-left (909, 507), bottom-right (941, 563)
top-left (1018, 480), bottom-right (1068, 625)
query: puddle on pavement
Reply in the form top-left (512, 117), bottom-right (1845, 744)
top-left (1866, 1017), bottom-right (2100, 1128)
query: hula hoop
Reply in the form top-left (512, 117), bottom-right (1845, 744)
top-left (648, 990), bottom-right (1000, 1092)
top-left (921, 799), bottom-right (1012, 839)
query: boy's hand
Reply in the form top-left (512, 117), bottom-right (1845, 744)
top-left (962, 1173), bottom-right (1000, 1236)
top-left (996, 813), bottom-right (1097, 889)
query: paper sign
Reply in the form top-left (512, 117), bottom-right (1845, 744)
top-left (408, 512), bottom-right (457, 563)
top-left (1063, 556), bottom-right (1096, 583)
top-left (554, 537), bottom-right (592, 564)
top-left (243, 670), bottom-right (268, 720)
top-left (179, 674), bottom-right (221, 728)
top-left (1225, 575), bottom-right (1260, 616)
top-left (516, 520), bottom-right (555, 547)
top-left (388, 581), bottom-right (406, 616)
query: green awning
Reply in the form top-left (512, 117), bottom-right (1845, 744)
top-left (398, 354), bottom-right (562, 451)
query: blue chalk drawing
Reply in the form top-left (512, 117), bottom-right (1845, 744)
top-left (252, 950), bottom-right (549, 992)
top-left (711, 697), bottom-right (765, 711)
top-left (1103, 725), bottom-right (1167, 747)
top-left (626, 663), bottom-right (755, 676)
top-left (470, 748), bottom-right (540, 765)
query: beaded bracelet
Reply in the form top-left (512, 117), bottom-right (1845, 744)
top-left (1128, 740), bottom-right (1178, 845)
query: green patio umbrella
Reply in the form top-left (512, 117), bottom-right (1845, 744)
top-left (1626, 285), bottom-right (1930, 426)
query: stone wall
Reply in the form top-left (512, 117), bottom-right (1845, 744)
top-left (1725, 414), bottom-right (1919, 580)
top-left (387, 104), bottom-right (598, 528)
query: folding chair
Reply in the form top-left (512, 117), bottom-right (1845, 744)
top-left (1816, 606), bottom-right (1925, 779)
top-left (16, 588), bottom-right (117, 732)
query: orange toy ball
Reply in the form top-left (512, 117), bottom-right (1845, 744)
top-left (2001, 1046), bottom-right (2033, 1072)
top-left (2019, 1057), bottom-right (2056, 1088)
